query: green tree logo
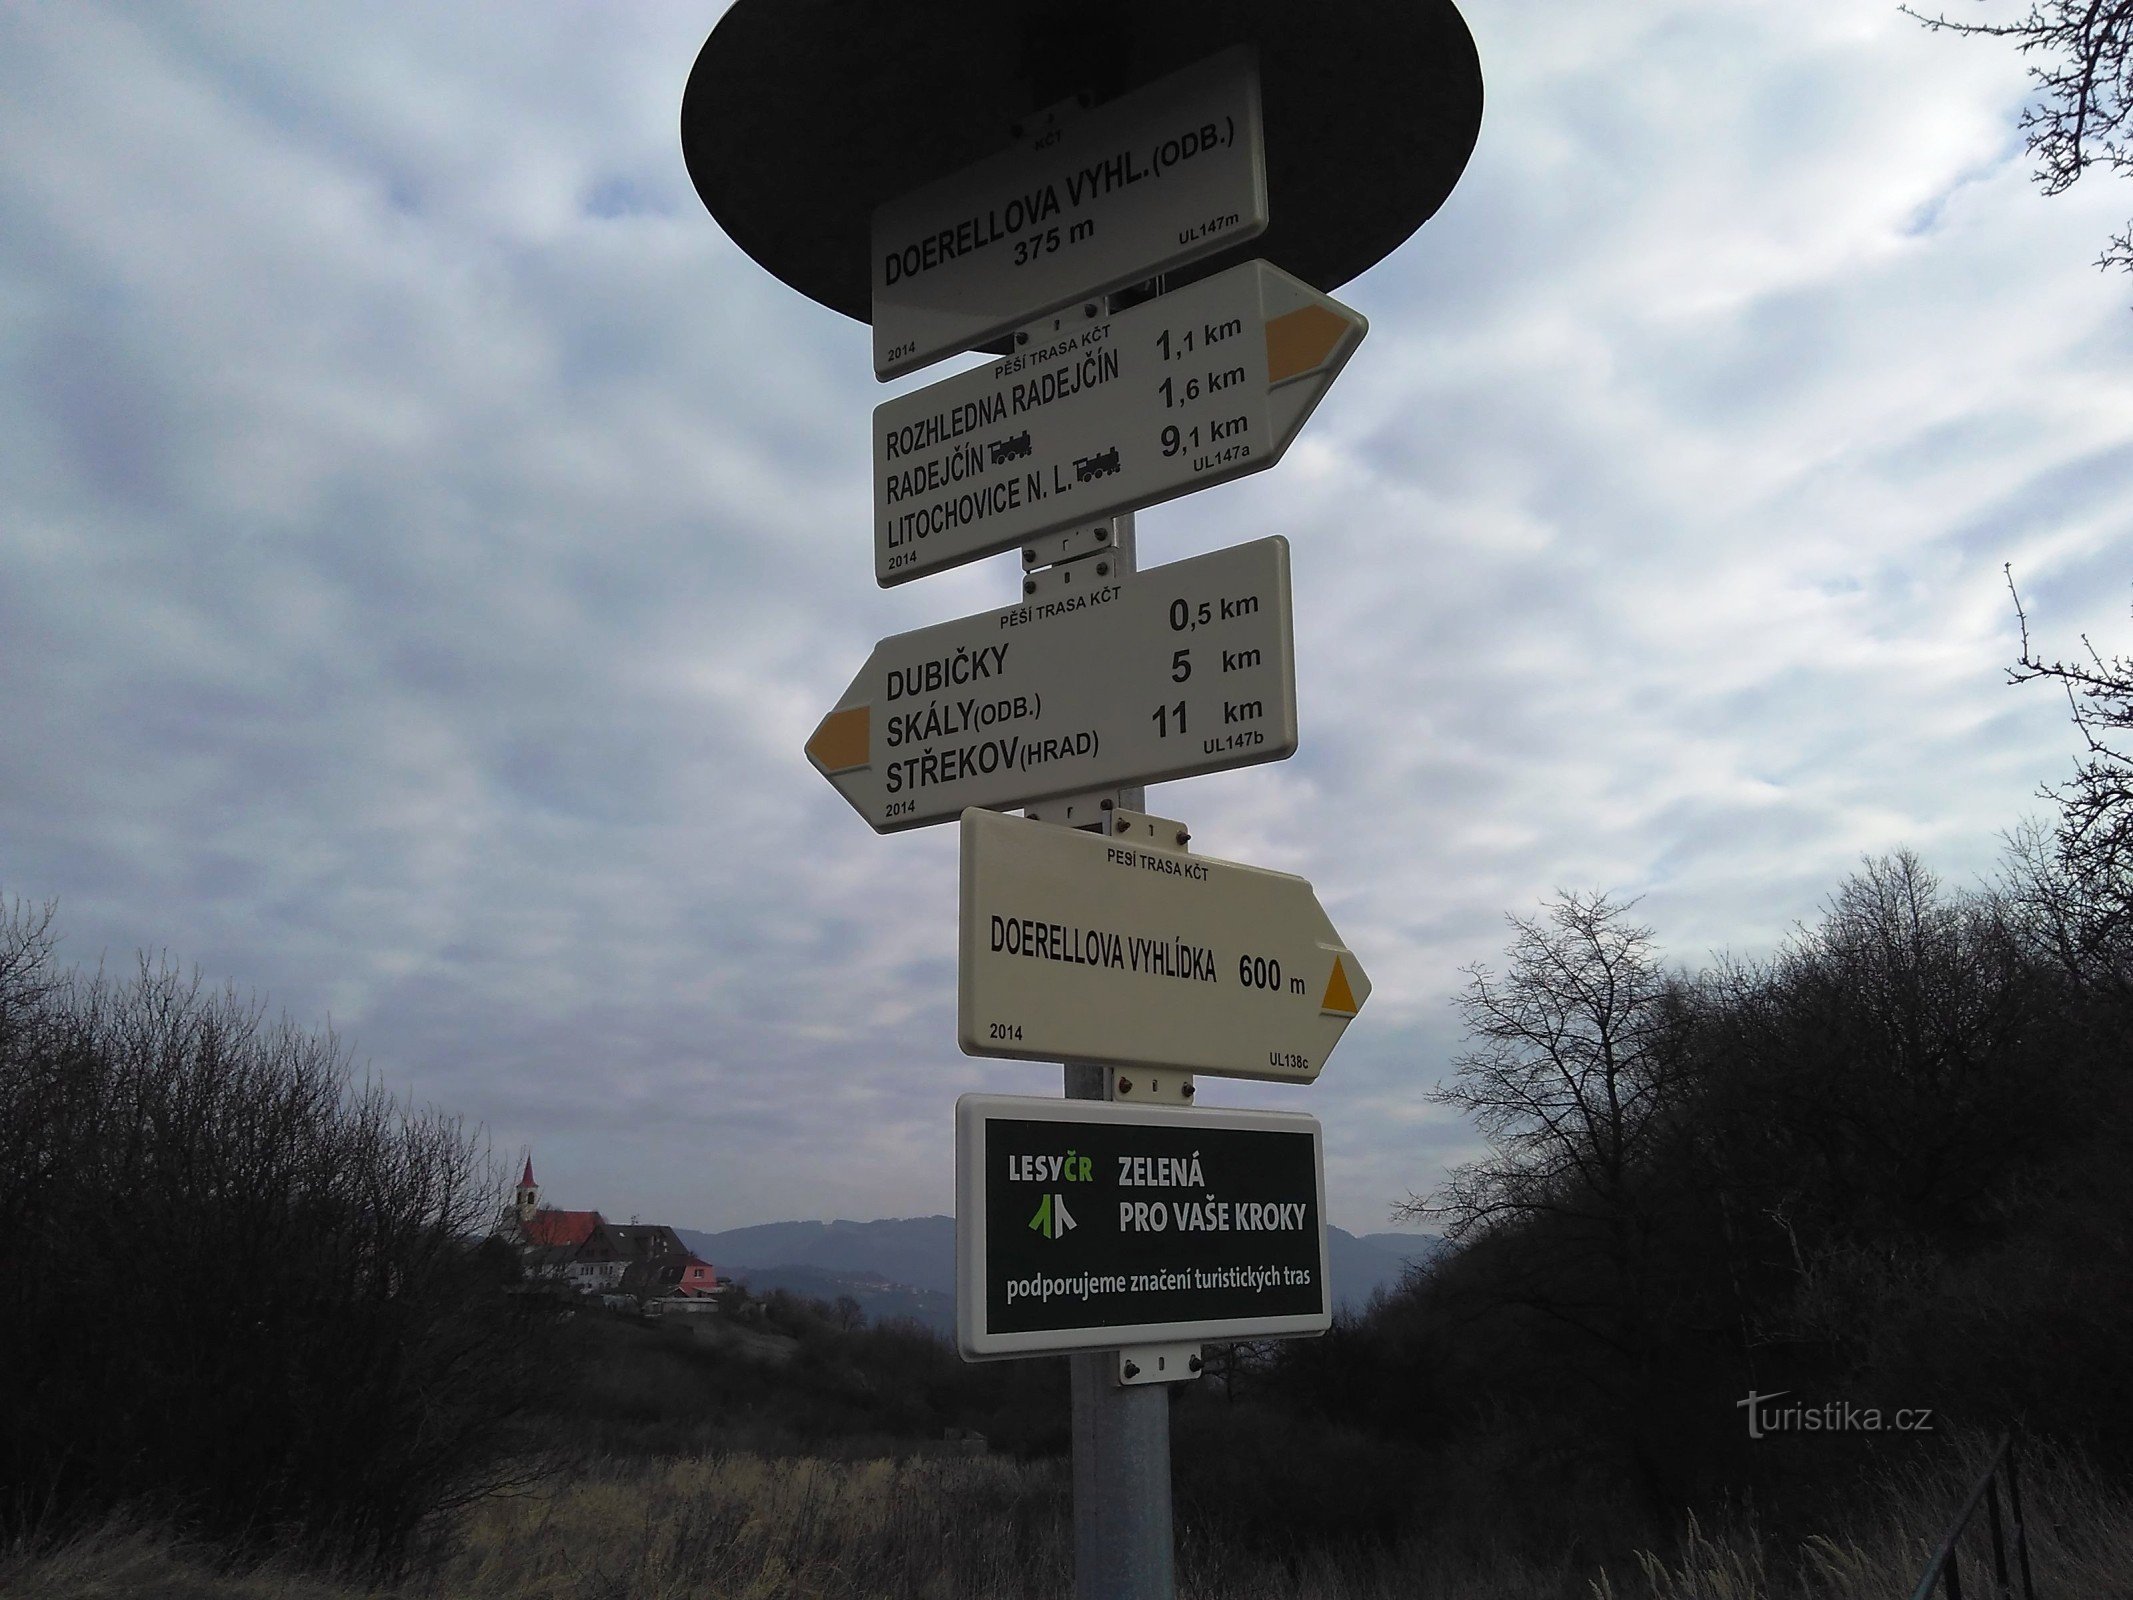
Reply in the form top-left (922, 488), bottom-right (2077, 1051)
top-left (1028, 1191), bottom-right (1077, 1241)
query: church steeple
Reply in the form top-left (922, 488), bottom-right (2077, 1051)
top-left (515, 1155), bottom-right (539, 1223)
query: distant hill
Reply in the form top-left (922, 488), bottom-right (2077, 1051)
top-left (678, 1216), bottom-right (956, 1293)
top-left (720, 1263), bottom-right (958, 1337)
top-left (677, 1217), bottom-right (1442, 1323)
top-left (1332, 1230), bottom-right (1445, 1308)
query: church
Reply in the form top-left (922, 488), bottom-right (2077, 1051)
top-left (496, 1156), bottom-right (724, 1304)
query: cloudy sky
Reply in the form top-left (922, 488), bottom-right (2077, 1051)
top-left (4, 3), bottom-right (2128, 1240)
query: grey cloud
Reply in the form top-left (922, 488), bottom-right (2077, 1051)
top-left (5, 0), bottom-right (2130, 1235)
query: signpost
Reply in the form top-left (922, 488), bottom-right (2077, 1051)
top-left (807, 537), bottom-right (1295, 830)
top-left (682, 11), bottom-right (1483, 1591)
top-left (955, 1094), bottom-right (1329, 1359)
top-left (870, 46), bottom-right (1266, 380)
top-left (875, 260), bottom-right (1364, 584)
top-left (959, 806), bottom-right (1371, 1083)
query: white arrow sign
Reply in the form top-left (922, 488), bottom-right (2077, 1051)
top-left (870, 46), bottom-right (1266, 381)
top-left (806, 538), bottom-right (1295, 832)
top-left (959, 808), bottom-right (1371, 1084)
top-left (876, 259), bottom-right (1365, 586)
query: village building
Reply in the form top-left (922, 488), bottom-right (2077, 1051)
top-left (496, 1156), bottom-right (726, 1309)
top-left (564, 1221), bottom-right (634, 1291)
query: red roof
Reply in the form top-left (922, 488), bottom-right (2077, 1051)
top-left (520, 1155), bottom-right (535, 1187)
top-left (522, 1208), bottom-right (602, 1248)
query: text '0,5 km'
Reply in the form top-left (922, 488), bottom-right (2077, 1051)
top-left (958, 807), bottom-right (1370, 1084)
top-left (874, 259), bottom-right (1364, 586)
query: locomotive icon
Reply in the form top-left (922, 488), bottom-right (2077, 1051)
top-left (988, 430), bottom-right (1033, 465)
top-left (1074, 446), bottom-right (1121, 481)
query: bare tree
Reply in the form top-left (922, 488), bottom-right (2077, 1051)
top-left (2002, 565), bottom-right (2132, 992)
top-left (1906, 1), bottom-right (2133, 276)
top-left (1398, 892), bottom-right (1704, 1513)
top-left (1404, 892), bottom-right (1691, 1251)
top-left (1399, 892), bottom-right (1706, 1377)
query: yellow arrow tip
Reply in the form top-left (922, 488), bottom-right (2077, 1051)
top-left (1265, 304), bottom-right (1358, 386)
top-left (1321, 955), bottom-right (1360, 1017)
top-left (806, 706), bottom-right (870, 775)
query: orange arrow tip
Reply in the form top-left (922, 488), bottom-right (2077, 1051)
top-left (1266, 304), bottom-right (1358, 386)
top-left (806, 706), bottom-right (870, 775)
top-left (1321, 955), bottom-right (1360, 1017)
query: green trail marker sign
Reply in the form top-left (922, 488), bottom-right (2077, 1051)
top-left (955, 1093), bottom-right (1329, 1359)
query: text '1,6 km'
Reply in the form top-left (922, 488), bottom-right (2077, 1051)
top-left (875, 259), bottom-right (1364, 586)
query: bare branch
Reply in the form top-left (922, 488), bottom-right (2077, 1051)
top-left (1908, 1), bottom-right (2133, 277)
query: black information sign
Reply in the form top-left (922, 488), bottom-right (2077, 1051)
top-left (955, 1094), bottom-right (1328, 1358)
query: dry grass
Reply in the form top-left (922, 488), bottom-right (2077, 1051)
top-left (0, 1516), bottom-right (361, 1600)
top-left (0, 1452), bottom-right (1071, 1600)
top-left (437, 1451), bottom-right (1071, 1599)
top-left (4, 1437), bottom-right (2126, 1600)
top-left (1593, 1435), bottom-right (2133, 1600)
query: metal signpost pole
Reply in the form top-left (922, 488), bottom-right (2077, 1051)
top-left (1051, 510), bottom-right (1172, 1599)
top-left (1065, 1075), bottom-right (1175, 1599)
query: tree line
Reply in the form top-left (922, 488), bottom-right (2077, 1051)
top-left (1251, 582), bottom-right (2133, 1550)
top-left (0, 919), bottom-right (554, 1578)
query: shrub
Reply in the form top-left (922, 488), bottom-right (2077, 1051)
top-left (0, 897), bottom-right (555, 1578)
